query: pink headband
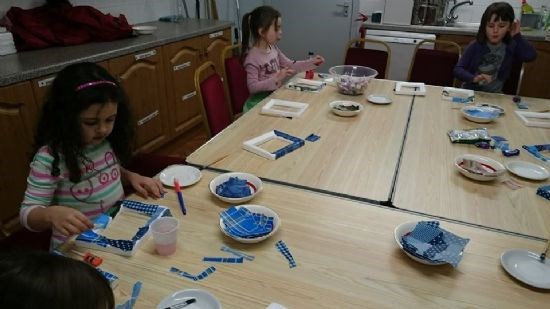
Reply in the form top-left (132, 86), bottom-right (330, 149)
top-left (75, 80), bottom-right (117, 91)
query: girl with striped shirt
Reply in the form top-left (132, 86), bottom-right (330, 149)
top-left (20, 62), bottom-right (165, 249)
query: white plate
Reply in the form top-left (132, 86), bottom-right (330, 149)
top-left (159, 165), bottom-right (202, 187)
top-left (132, 25), bottom-right (157, 35)
top-left (156, 289), bottom-right (221, 309)
top-left (328, 100), bottom-right (363, 117)
top-left (367, 94), bottom-right (392, 105)
top-left (219, 205), bottom-right (280, 243)
top-left (394, 221), bottom-right (446, 265)
top-left (506, 161), bottom-right (550, 181)
top-left (209, 172), bottom-right (262, 203)
top-left (500, 249), bottom-right (550, 289)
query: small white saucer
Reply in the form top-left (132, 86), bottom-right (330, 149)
top-left (367, 94), bottom-right (392, 105)
top-left (157, 289), bottom-right (221, 309)
top-left (159, 165), bottom-right (202, 187)
top-left (500, 249), bottom-right (550, 289)
top-left (506, 161), bottom-right (549, 181)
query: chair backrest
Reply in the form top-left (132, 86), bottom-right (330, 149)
top-left (344, 38), bottom-right (391, 79)
top-left (407, 39), bottom-right (461, 87)
top-left (221, 44), bottom-right (249, 117)
top-left (194, 61), bottom-right (233, 137)
top-left (502, 59), bottom-right (524, 95)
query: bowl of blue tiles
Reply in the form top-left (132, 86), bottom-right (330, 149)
top-left (394, 221), bottom-right (470, 267)
top-left (210, 172), bottom-right (263, 204)
top-left (219, 205), bottom-right (280, 243)
top-left (461, 105), bottom-right (501, 123)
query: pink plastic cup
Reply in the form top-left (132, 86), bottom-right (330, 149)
top-left (150, 217), bottom-right (179, 256)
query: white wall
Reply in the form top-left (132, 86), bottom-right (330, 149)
top-left (0, 0), bottom-right (264, 26)
top-left (359, 0), bottom-right (550, 24)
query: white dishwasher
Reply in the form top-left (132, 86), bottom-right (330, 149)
top-left (365, 30), bottom-right (436, 82)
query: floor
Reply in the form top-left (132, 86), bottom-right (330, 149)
top-left (152, 124), bottom-right (209, 159)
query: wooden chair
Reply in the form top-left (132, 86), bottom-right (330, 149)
top-left (502, 59), bottom-right (524, 95)
top-left (194, 61), bottom-right (233, 137)
top-left (221, 44), bottom-right (249, 118)
top-left (344, 38), bottom-right (391, 79)
top-left (407, 39), bottom-right (461, 87)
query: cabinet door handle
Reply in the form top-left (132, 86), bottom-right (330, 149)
top-left (181, 91), bottom-right (196, 101)
top-left (209, 31), bottom-right (223, 38)
top-left (37, 76), bottom-right (55, 88)
top-left (134, 49), bottom-right (157, 61)
top-left (173, 61), bottom-right (191, 71)
top-left (137, 110), bottom-right (159, 126)
top-left (0, 101), bottom-right (24, 116)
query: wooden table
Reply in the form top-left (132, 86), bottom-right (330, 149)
top-left (68, 171), bottom-right (550, 308)
top-left (393, 85), bottom-right (550, 238)
top-left (186, 79), bottom-right (412, 203)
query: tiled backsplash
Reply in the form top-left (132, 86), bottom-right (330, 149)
top-left (360, 0), bottom-right (550, 24)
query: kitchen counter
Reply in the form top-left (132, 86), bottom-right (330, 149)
top-left (362, 22), bottom-right (549, 42)
top-left (0, 19), bottom-right (232, 87)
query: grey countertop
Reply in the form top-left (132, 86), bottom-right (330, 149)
top-left (362, 22), bottom-right (549, 41)
top-left (0, 19), bottom-right (232, 87)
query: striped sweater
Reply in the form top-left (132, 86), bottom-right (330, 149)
top-left (20, 140), bottom-right (124, 249)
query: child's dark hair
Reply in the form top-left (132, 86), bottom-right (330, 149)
top-left (477, 2), bottom-right (515, 43)
top-left (35, 62), bottom-right (133, 182)
top-left (241, 5), bottom-right (281, 54)
top-left (0, 250), bottom-right (114, 309)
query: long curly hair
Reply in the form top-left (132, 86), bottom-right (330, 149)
top-left (34, 62), bottom-right (134, 182)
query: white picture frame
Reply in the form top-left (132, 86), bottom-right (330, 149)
top-left (242, 130), bottom-right (305, 160)
top-left (75, 200), bottom-right (171, 256)
top-left (515, 111), bottom-right (550, 128)
top-left (395, 82), bottom-right (426, 96)
top-left (261, 99), bottom-right (309, 118)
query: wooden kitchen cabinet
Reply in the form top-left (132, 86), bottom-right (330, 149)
top-left (0, 82), bottom-right (39, 236)
top-left (437, 34), bottom-right (550, 99)
top-left (162, 28), bottom-right (231, 137)
top-left (109, 49), bottom-right (170, 152)
top-left (520, 41), bottom-right (550, 99)
top-left (31, 61), bottom-right (110, 108)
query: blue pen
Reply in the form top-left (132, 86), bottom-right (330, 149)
top-left (173, 178), bottom-right (186, 215)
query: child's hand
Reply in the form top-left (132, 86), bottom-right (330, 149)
top-left (276, 67), bottom-right (295, 83)
top-left (47, 206), bottom-right (93, 237)
top-left (473, 74), bottom-right (492, 84)
top-left (313, 55), bottom-right (325, 66)
top-left (127, 172), bottom-right (165, 198)
top-left (510, 19), bottom-right (520, 36)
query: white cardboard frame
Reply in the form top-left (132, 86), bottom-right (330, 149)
top-left (261, 99), bottom-right (309, 118)
top-left (395, 82), bottom-right (426, 96)
top-left (515, 111), bottom-right (550, 128)
top-left (243, 130), bottom-right (304, 160)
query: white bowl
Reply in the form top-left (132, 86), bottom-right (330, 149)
top-left (219, 205), bottom-right (280, 243)
top-left (132, 25), bottom-right (157, 35)
top-left (461, 105), bottom-right (500, 123)
top-left (394, 221), bottom-right (446, 265)
top-left (329, 100), bottom-right (363, 117)
top-left (329, 65), bottom-right (377, 95)
top-left (209, 172), bottom-right (262, 203)
top-left (454, 154), bottom-right (505, 181)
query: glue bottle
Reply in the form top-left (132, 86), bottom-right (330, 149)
top-left (305, 51), bottom-right (314, 79)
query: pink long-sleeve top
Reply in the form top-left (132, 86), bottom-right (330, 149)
top-left (243, 45), bottom-right (318, 94)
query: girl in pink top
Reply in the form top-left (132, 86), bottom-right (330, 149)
top-left (241, 6), bottom-right (324, 111)
top-left (20, 62), bottom-right (165, 249)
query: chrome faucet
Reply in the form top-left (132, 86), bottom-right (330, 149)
top-left (445, 0), bottom-right (474, 25)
